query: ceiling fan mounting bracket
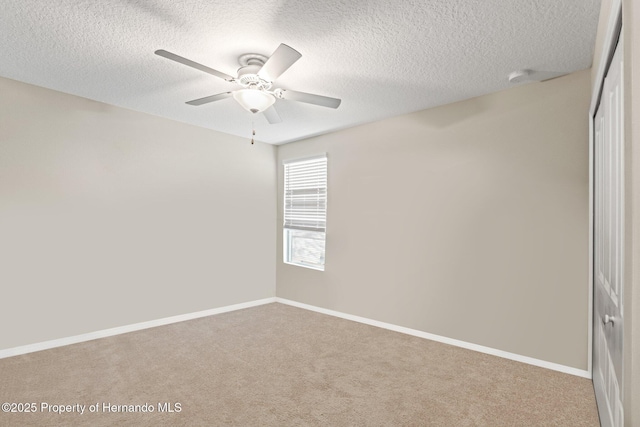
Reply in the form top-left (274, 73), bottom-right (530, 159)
top-left (238, 53), bottom-right (268, 67)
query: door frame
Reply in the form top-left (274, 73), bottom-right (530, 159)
top-left (589, 0), bottom-right (623, 378)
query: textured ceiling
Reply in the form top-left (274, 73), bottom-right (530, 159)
top-left (0, 0), bottom-right (601, 144)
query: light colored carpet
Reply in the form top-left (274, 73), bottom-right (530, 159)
top-left (0, 303), bottom-right (599, 426)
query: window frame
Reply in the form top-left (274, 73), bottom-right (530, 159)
top-left (282, 154), bottom-right (327, 271)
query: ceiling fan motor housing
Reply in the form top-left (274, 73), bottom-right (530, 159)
top-left (237, 64), bottom-right (272, 90)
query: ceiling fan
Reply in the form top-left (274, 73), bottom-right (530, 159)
top-left (155, 44), bottom-right (341, 124)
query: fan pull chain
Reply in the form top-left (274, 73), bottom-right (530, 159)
top-left (251, 129), bottom-right (255, 145)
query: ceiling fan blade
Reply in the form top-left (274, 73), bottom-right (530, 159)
top-left (186, 92), bottom-right (233, 106)
top-left (263, 105), bottom-right (282, 124)
top-left (257, 44), bottom-right (302, 82)
top-left (279, 89), bottom-right (341, 109)
top-left (155, 50), bottom-right (235, 82)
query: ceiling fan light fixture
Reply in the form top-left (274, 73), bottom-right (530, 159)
top-left (233, 89), bottom-right (275, 114)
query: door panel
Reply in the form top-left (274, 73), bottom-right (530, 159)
top-left (593, 39), bottom-right (624, 427)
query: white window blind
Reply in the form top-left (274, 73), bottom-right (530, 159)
top-left (283, 155), bottom-right (327, 270)
top-left (283, 155), bottom-right (327, 232)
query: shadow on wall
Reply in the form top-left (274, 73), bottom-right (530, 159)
top-left (404, 78), bottom-right (561, 130)
top-left (405, 96), bottom-right (493, 129)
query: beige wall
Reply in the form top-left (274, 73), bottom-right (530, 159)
top-left (622, 0), bottom-right (640, 424)
top-left (0, 77), bottom-right (276, 350)
top-left (277, 70), bottom-right (591, 370)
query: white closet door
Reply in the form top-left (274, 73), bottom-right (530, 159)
top-left (593, 38), bottom-right (624, 427)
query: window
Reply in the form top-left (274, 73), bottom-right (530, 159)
top-left (283, 155), bottom-right (327, 270)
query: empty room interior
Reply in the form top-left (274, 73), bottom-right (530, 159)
top-left (1, 0), bottom-right (639, 426)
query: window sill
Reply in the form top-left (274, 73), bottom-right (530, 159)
top-left (283, 261), bottom-right (325, 271)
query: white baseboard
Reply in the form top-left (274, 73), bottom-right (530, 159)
top-left (0, 297), bottom-right (276, 359)
top-left (275, 298), bottom-right (591, 379)
top-left (1, 296), bottom-right (592, 380)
